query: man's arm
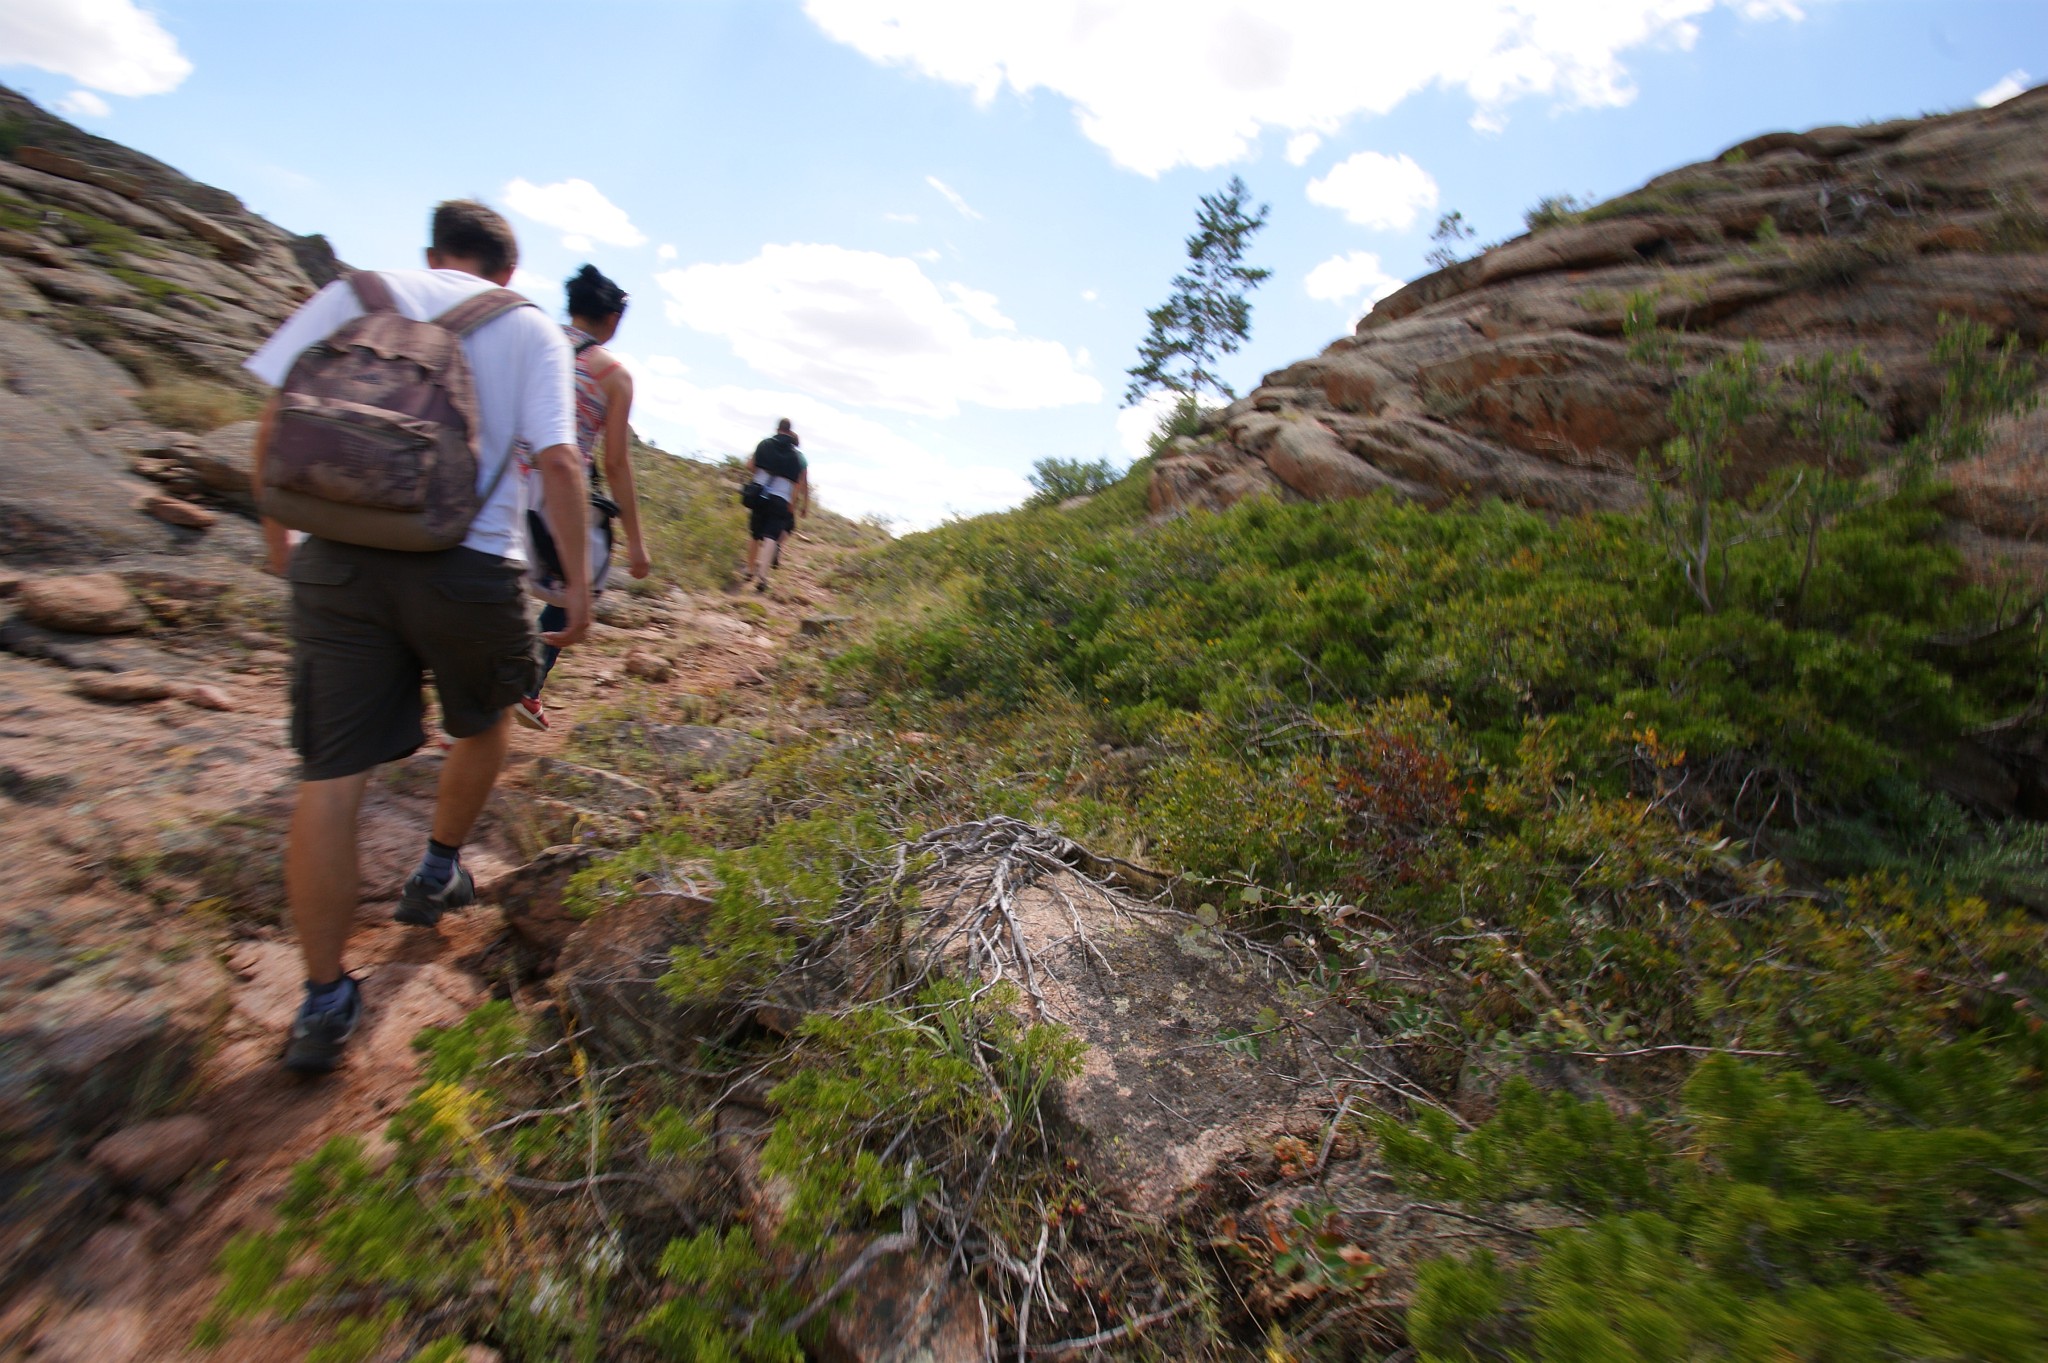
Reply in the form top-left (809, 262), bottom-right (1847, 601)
top-left (535, 441), bottom-right (591, 647)
top-left (598, 366), bottom-right (649, 579)
top-left (247, 395), bottom-right (293, 575)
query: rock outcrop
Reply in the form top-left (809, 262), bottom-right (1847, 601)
top-left (0, 85), bottom-right (335, 564)
top-left (1153, 85), bottom-right (2048, 569)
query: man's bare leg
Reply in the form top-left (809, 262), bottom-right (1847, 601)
top-left (287, 770), bottom-right (374, 984)
top-left (432, 710), bottom-right (512, 847)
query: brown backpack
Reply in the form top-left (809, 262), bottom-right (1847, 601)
top-left (258, 271), bottom-right (534, 552)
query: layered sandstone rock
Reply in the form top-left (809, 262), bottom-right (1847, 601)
top-left (1153, 84), bottom-right (2048, 571)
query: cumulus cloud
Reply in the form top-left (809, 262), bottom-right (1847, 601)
top-left (54, 89), bottom-right (110, 118)
top-left (1115, 390), bottom-right (1183, 460)
top-left (1307, 151), bottom-right (1439, 231)
top-left (510, 267), bottom-right (559, 305)
top-left (1305, 250), bottom-right (1405, 315)
top-left (502, 177), bottom-right (648, 250)
top-left (1976, 70), bottom-right (2030, 108)
top-left (617, 352), bottom-right (1030, 526)
top-left (655, 243), bottom-right (1101, 417)
top-left (926, 175), bottom-right (983, 220)
top-left (803, 0), bottom-right (1801, 175)
top-left (0, 0), bottom-right (190, 97)
top-left (1284, 130), bottom-right (1323, 166)
top-left (656, 243), bottom-right (678, 262)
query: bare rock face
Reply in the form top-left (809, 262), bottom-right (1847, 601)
top-left (1153, 84), bottom-right (2048, 571)
top-left (482, 844), bottom-right (605, 962)
top-left (87, 1114), bottom-right (211, 1195)
top-left (820, 1252), bottom-right (991, 1363)
top-left (71, 672), bottom-right (173, 703)
top-left (16, 573), bottom-right (147, 635)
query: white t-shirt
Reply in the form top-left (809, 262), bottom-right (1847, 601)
top-left (243, 268), bottom-right (576, 563)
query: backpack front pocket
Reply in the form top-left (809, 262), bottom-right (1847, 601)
top-left (268, 396), bottom-right (440, 512)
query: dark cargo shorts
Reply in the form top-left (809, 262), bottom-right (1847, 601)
top-left (288, 537), bottom-right (538, 780)
top-left (748, 493), bottom-right (795, 542)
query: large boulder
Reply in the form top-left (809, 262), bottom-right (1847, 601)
top-left (16, 574), bottom-right (147, 635)
top-left (1152, 83), bottom-right (2048, 557)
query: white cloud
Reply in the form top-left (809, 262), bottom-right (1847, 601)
top-left (1976, 70), bottom-right (2030, 108)
top-left (1115, 390), bottom-right (1184, 460)
top-left (883, 211), bottom-right (920, 223)
top-left (510, 267), bottom-right (559, 305)
top-left (1307, 151), bottom-right (1439, 231)
top-left (617, 352), bottom-right (1030, 527)
top-left (914, 248), bottom-right (942, 262)
top-left (1081, 289), bottom-right (1098, 302)
top-left (1305, 250), bottom-right (1404, 316)
top-left (54, 88), bottom-right (110, 118)
top-left (656, 243), bottom-right (678, 262)
top-left (656, 244), bottom-right (1099, 417)
top-left (926, 175), bottom-right (983, 220)
top-left (0, 0), bottom-right (190, 97)
top-left (804, 1), bottom-right (1799, 176)
top-left (501, 177), bottom-right (648, 249)
top-left (1284, 131), bottom-right (1322, 166)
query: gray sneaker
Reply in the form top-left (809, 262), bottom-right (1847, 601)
top-left (282, 976), bottom-right (362, 1074)
top-left (395, 863), bottom-right (475, 927)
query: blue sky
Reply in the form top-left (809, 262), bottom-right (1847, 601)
top-left (1, 0), bottom-right (2041, 526)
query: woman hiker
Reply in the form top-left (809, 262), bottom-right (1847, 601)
top-left (516, 264), bottom-right (651, 730)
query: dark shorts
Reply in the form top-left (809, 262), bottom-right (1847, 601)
top-left (748, 494), bottom-right (795, 542)
top-left (288, 538), bottom-right (538, 780)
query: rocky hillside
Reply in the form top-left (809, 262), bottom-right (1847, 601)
top-left (0, 84), bottom-right (338, 563)
top-left (1156, 83), bottom-right (2048, 569)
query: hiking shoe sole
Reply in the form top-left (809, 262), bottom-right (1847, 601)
top-left (282, 976), bottom-right (362, 1075)
top-left (512, 697), bottom-right (549, 731)
top-left (395, 863), bottom-right (475, 927)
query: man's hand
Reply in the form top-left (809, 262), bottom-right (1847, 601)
top-left (541, 595), bottom-right (591, 648)
top-left (535, 441), bottom-right (592, 647)
top-left (262, 518), bottom-right (292, 576)
top-left (628, 540), bottom-right (652, 580)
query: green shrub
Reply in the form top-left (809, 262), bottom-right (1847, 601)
top-left (1024, 454), bottom-right (1120, 506)
top-left (136, 376), bottom-right (261, 432)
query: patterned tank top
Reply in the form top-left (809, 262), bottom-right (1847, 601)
top-left (565, 324), bottom-right (618, 476)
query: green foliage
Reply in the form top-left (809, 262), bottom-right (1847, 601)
top-left (1126, 175), bottom-right (1271, 404)
top-left (1640, 340), bottom-right (1775, 613)
top-left (1024, 455), bottom-right (1120, 507)
top-left (764, 982), bottom-right (1084, 1251)
top-left (1524, 194), bottom-right (1589, 233)
top-left (629, 439), bottom-right (752, 594)
top-left (643, 813), bottom-right (897, 1007)
top-left (637, 1228), bottom-right (804, 1363)
top-left (1395, 1058), bottom-right (2048, 1363)
top-left (1913, 313), bottom-right (2043, 465)
top-left (1145, 390), bottom-right (1213, 454)
top-left (136, 376), bottom-right (263, 432)
top-left (1425, 210), bottom-right (1476, 270)
top-left (199, 1003), bottom-right (620, 1361)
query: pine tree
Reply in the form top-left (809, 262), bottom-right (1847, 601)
top-left (1124, 176), bottom-right (1270, 406)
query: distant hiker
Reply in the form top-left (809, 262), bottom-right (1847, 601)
top-left (515, 263), bottom-right (652, 731)
top-left (244, 199), bottom-right (589, 1074)
top-left (741, 417), bottom-right (808, 591)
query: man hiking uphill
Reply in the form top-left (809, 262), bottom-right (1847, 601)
top-left (741, 417), bottom-right (808, 592)
top-left (244, 199), bottom-right (589, 1074)
top-left (515, 263), bottom-right (652, 732)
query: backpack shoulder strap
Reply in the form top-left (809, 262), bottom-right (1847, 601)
top-left (433, 287), bottom-right (533, 337)
top-left (348, 270), bottom-right (397, 313)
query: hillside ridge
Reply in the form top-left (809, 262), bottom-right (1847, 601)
top-left (1155, 83), bottom-right (2048, 574)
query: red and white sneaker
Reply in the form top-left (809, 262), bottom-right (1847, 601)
top-left (512, 696), bottom-right (550, 731)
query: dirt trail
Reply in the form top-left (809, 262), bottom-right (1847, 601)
top-left (0, 536), bottom-right (853, 1362)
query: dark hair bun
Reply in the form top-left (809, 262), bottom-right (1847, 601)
top-left (565, 264), bottom-right (628, 321)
